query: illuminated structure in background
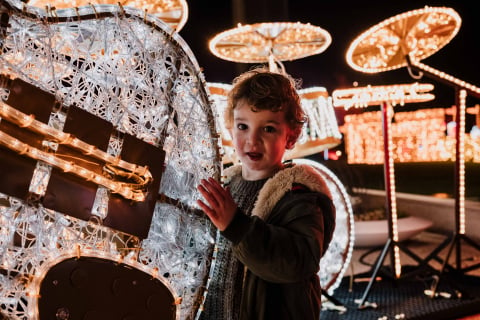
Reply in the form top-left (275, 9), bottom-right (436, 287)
top-left (290, 87), bottom-right (342, 160)
top-left (334, 83), bottom-right (436, 307)
top-left (345, 6), bottom-right (461, 75)
top-left (209, 21), bottom-right (332, 73)
top-left (335, 82), bottom-right (480, 164)
top-left (340, 107), bottom-right (480, 164)
top-left (334, 83), bottom-right (444, 164)
top-left (27, 0), bottom-right (188, 31)
top-left (345, 5), bottom-right (480, 305)
top-left (0, 0), bottom-right (220, 319)
top-left (208, 22), bottom-right (351, 300)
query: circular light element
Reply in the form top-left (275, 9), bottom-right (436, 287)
top-left (27, 0), bottom-right (189, 31)
top-left (346, 6), bottom-right (461, 73)
top-left (209, 22), bottom-right (332, 63)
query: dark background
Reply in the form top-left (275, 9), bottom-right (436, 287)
top-left (179, 0), bottom-right (479, 112)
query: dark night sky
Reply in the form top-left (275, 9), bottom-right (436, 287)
top-left (179, 0), bottom-right (480, 114)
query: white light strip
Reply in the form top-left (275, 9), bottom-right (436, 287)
top-left (458, 89), bottom-right (466, 234)
top-left (383, 103), bottom-right (402, 277)
top-left (411, 59), bottom-right (480, 97)
top-left (332, 83), bottom-right (435, 109)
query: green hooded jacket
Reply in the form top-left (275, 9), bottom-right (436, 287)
top-left (221, 163), bottom-right (336, 320)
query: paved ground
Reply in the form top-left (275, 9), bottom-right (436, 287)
top-left (324, 231), bottom-right (480, 320)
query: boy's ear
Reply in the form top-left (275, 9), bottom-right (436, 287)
top-left (286, 135), bottom-right (296, 149)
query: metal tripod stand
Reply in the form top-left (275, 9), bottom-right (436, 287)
top-left (406, 57), bottom-right (480, 297)
top-left (356, 101), bottom-right (443, 308)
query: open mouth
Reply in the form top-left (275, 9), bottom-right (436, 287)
top-left (246, 152), bottom-right (263, 161)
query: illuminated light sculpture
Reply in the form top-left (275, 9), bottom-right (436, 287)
top-left (340, 108), bottom-right (478, 164)
top-left (334, 84), bottom-right (443, 165)
top-left (345, 6), bottom-right (461, 74)
top-left (345, 5), bottom-right (480, 305)
top-left (207, 22), bottom-right (350, 298)
top-left (334, 83), bottom-right (436, 164)
top-left (333, 83), bottom-right (435, 110)
top-left (289, 87), bottom-right (342, 160)
top-left (340, 106), bottom-right (480, 164)
top-left (27, 0), bottom-right (189, 31)
top-left (334, 83), bottom-right (436, 307)
top-left (0, 0), bottom-right (221, 318)
top-left (209, 21), bottom-right (332, 73)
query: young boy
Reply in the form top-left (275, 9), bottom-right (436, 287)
top-left (197, 67), bottom-right (336, 320)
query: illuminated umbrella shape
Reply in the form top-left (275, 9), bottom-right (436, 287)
top-left (346, 6), bottom-right (461, 73)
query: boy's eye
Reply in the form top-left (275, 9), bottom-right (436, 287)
top-left (237, 123), bottom-right (247, 130)
top-left (264, 126), bottom-right (276, 133)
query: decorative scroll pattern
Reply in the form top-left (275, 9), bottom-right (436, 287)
top-left (0, 0), bottom-right (220, 319)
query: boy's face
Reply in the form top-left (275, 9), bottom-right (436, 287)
top-left (231, 99), bottom-right (295, 180)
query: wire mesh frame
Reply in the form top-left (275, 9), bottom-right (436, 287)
top-left (0, 0), bottom-right (221, 318)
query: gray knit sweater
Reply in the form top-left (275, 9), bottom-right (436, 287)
top-left (200, 175), bottom-right (267, 320)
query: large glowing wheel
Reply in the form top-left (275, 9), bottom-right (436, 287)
top-left (0, 0), bottom-right (220, 319)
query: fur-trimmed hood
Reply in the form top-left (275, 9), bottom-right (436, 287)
top-left (223, 164), bottom-right (332, 220)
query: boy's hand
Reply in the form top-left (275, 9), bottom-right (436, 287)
top-left (197, 178), bottom-right (238, 231)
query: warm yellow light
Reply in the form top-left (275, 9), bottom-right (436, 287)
top-left (409, 59), bottom-right (480, 97)
top-left (332, 83), bottom-right (435, 109)
top-left (209, 22), bottom-right (331, 64)
top-left (345, 6), bottom-right (461, 73)
top-left (0, 100), bottom-right (152, 201)
top-left (458, 89), bottom-right (467, 234)
top-left (342, 108), bottom-right (480, 164)
top-left (26, 0), bottom-right (189, 31)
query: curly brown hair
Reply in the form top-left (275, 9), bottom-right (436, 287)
top-left (224, 66), bottom-right (307, 143)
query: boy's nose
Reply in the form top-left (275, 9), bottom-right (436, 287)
top-left (246, 130), bottom-right (261, 145)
